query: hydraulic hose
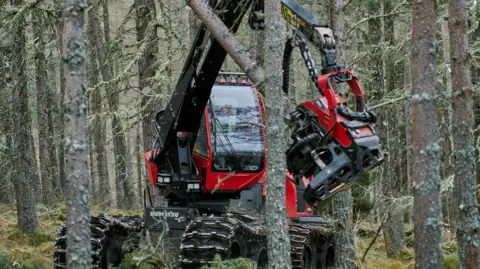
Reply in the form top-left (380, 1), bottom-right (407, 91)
top-left (286, 132), bottom-right (322, 158)
top-left (282, 37), bottom-right (294, 95)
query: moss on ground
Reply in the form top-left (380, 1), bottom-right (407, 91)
top-left (356, 222), bottom-right (459, 269)
top-left (0, 204), bottom-right (461, 269)
top-left (200, 255), bottom-right (255, 269)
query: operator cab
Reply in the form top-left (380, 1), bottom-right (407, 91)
top-left (208, 84), bottom-right (264, 172)
top-left (191, 72), bottom-right (267, 193)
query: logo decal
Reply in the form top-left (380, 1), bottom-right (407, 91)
top-left (150, 210), bottom-right (179, 218)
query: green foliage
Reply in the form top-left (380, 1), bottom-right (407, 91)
top-left (0, 254), bottom-right (45, 269)
top-left (443, 254), bottom-right (459, 269)
top-left (109, 231), bottom-right (179, 269)
top-left (7, 229), bottom-right (54, 247)
top-left (200, 255), bottom-right (256, 269)
top-left (385, 261), bottom-right (403, 269)
top-left (399, 247), bottom-right (414, 262)
top-left (442, 241), bottom-right (458, 255)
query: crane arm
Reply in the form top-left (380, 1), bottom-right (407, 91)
top-left (151, 0), bottom-right (253, 165)
top-left (249, 0), bottom-right (340, 74)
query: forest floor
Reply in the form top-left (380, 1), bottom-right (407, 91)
top-left (0, 204), bottom-right (459, 269)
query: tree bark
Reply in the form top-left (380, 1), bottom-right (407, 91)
top-left (411, 0), bottom-right (443, 268)
top-left (471, 4), bottom-right (480, 205)
top-left (136, 124), bottom-right (143, 201)
top-left (441, 11), bottom-right (455, 236)
top-left (404, 56), bottom-right (413, 225)
top-left (330, 0), bottom-right (356, 268)
top-left (56, 0), bottom-right (67, 194)
top-left (263, 0), bottom-right (291, 268)
top-left (88, 128), bottom-right (96, 203)
top-left (32, 7), bottom-right (55, 206)
top-left (185, 0), bottom-right (265, 85)
top-left (63, 0), bottom-right (91, 267)
top-left (448, 0), bottom-right (480, 267)
top-left (11, 0), bottom-right (40, 234)
top-left (0, 2), bottom-right (14, 204)
top-left (46, 48), bottom-right (60, 196)
top-left (189, 8), bottom-right (199, 43)
top-left (157, 0), bottom-right (173, 108)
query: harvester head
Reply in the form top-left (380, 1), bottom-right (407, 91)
top-left (285, 69), bottom-right (384, 206)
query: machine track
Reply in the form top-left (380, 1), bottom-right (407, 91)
top-left (178, 213), bottom-right (334, 269)
top-left (52, 213), bottom-right (333, 269)
top-left (289, 222), bottom-right (334, 269)
top-left (52, 214), bottom-right (144, 269)
top-left (179, 214), bottom-right (267, 268)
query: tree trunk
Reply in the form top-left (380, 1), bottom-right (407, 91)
top-left (331, 0), bottom-right (356, 268)
top-left (441, 11), bottom-right (455, 236)
top-left (32, 7), bottom-right (55, 206)
top-left (56, 0), bottom-right (66, 194)
top-left (158, 0), bottom-right (173, 108)
top-left (135, 0), bottom-right (158, 151)
top-left (63, 0), bottom-right (91, 267)
top-left (11, 0), bottom-right (40, 234)
top-left (0, 4), bottom-right (13, 204)
top-left (380, 0), bottom-right (406, 258)
top-left (88, 129), bottom-right (96, 203)
top-left (29, 129), bottom-right (41, 204)
top-left (86, 0), bottom-right (111, 208)
top-left (189, 8), bottom-right (199, 43)
top-left (471, 5), bottom-right (480, 206)
top-left (87, 5), bottom-right (98, 204)
top-left (46, 47), bottom-right (60, 196)
top-left (404, 56), bottom-right (413, 225)
top-left (411, 0), bottom-right (443, 267)
top-left (102, 0), bottom-right (135, 209)
top-left (448, 0), bottom-right (480, 267)
top-left (136, 124), bottom-right (143, 201)
top-left (88, 0), bottom-right (135, 209)
top-left (263, 0), bottom-right (291, 268)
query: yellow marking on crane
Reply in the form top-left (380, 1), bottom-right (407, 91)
top-left (281, 3), bottom-right (306, 29)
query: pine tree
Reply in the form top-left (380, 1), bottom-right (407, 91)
top-left (63, 0), bottom-right (92, 267)
top-left (448, 0), bottom-right (480, 267)
top-left (411, 0), bottom-right (443, 267)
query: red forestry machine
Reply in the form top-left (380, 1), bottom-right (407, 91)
top-left (53, 0), bottom-right (383, 268)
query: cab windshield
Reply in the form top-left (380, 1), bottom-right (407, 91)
top-left (208, 84), bottom-right (264, 172)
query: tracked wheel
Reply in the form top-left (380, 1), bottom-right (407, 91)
top-left (255, 247), bottom-right (268, 269)
top-left (179, 214), bottom-right (266, 268)
top-left (289, 222), bottom-right (334, 269)
top-left (52, 215), bottom-right (144, 269)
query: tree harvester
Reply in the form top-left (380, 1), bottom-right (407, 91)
top-left (52, 0), bottom-right (383, 268)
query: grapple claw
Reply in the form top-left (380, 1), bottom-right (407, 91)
top-left (304, 137), bottom-right (384, 205)
top-left (285, 69), bottom-right (384, 207)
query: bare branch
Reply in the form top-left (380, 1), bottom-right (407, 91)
top-left (211, 171), bottom-right (235, 194)
top-left (186, 0), bottom-right (265, 85)
top-left (346, 10), bottom-right (408, 37)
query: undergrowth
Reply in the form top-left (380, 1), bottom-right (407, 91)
top-left (200, 255), bottom-right (256, 269)
top-left (0, 204), bottom-right (460, 269)
top-left (357, 222), bottom-right (459, 269)
top-left (0, 255), bottom-right (45, 269)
